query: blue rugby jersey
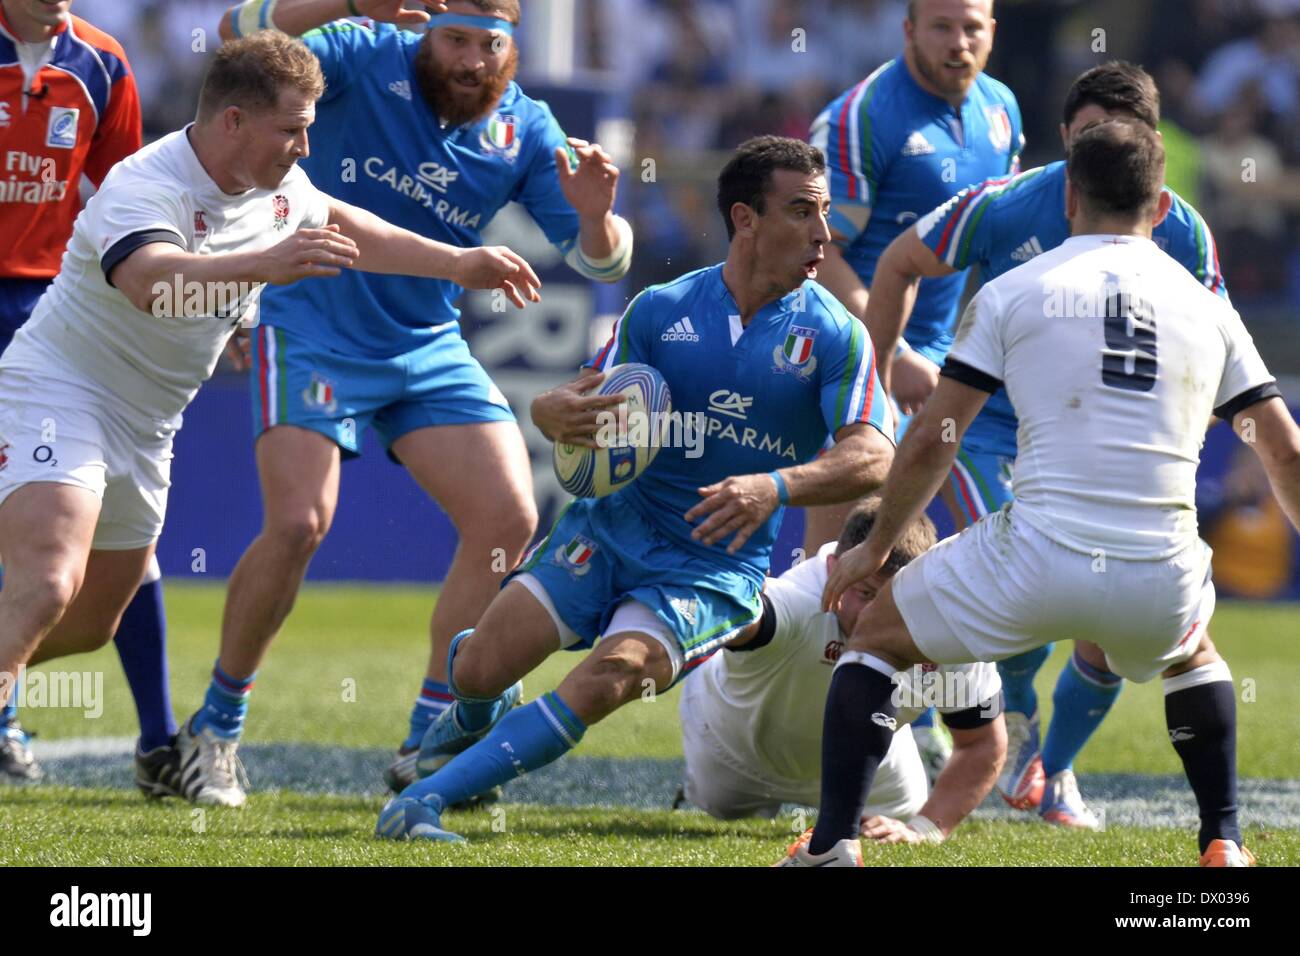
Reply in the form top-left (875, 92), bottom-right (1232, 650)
top-left (917, 160), bottom-right (1228, 456)
top-left (810, 58), bottom-right (1022, 353)
top-left (261, 20), bottom-right (582, 357)
top-left (586, 264), bottom-right (893, 575)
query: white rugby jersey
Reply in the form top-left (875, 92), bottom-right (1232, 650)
top-left (691, 542), bottom-right (1001, 786)
top-left (2, 126), bottom-right (331, 426)
top-left (944, 234), bottom-right (1279, 561)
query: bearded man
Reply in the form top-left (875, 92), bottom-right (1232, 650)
top-left (179, 0), bottom-right (632, 805)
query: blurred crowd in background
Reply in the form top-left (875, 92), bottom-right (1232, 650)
top-left (73, 0), bottom-right (1300, 346)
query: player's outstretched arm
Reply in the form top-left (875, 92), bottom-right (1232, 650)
top-left (685, 423), bottom-right (893, 556)
top-left (1236, 396), bottom-right (1300, 532)
top-left (110, 228), bottom-right (359, 314)
top-left (530, 369), bottom-right (624, 447)
top-left (823, 377), bottom-right (986, 612)
top-left (219, 0), bottom-right (442, 41)
top-left (867, 227), bottom-right (954, 394)
top-left (327, 200), bottom-right (540, 307)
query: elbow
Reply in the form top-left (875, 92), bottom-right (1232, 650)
top-left (856, 433), bottom-right (895, 495)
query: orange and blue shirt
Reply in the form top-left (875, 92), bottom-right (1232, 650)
top-left (0, 9), bottom-right (141, 282)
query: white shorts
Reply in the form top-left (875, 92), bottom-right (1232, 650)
top-left (678, 676), bottom-right (928, 820)
top-left (0, 365), bottom-right (173, 550)
top-left (514, 572), bottom-right (687, 683)
top-left (891, 506), bottom-right (1215, 683)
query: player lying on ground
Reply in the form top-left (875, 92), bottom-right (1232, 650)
top-left (374, 135), bottom-right (895, 843)
top-left (0, 32), bottom-right (539, 793)
top-left (195, 0), bottom-right (633, 805)
top-left (0, 0), bottom-right (180, 791)
top-left (803, 0), bottom-right (1022, 778)
top-left (680, 498), bottom-right (1004, 845)
top-left (781, 119), bottom-right (1300, 868)
top-left (861, 61), bottom-right (1233, 826)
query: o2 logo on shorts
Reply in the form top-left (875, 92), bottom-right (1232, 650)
top-left (33, 445), bottom-right (57, 466)
top-left (46, 108), bottom-right (79, 149)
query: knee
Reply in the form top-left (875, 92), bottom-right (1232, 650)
top-left (12, 566), bottom-right (81, 632)
top-left (450, 632), bottom-right (510, 700)
top-left (458, 493), bottom-right (538, 555)
top-left (579, 654), bottom-right (653, 710)
top-left (265, 505), bottom-right (332, 558)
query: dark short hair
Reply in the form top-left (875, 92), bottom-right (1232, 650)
top-left (197, 33), bottom-right (324, 121)
top-left (1063, 61), bottom-right (1161, 130)
top-left (835, 497), bottom-right (937, 576)
top-left (716, 136), bottom-right (826, 241)
top-left (1067, 119), bottom-right (1165, 217)
top-left (908, 0), bottom-right (994, 23)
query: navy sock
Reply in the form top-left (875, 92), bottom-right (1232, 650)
top-left (998, 643), bottom-right (1053, 717)
top-left (113, 579), bottom-right (177, 751)
top-left (1164, 663), bottom-right (1239, 853)
top-left (402, 692), bottom-right (585, 809)
top-left (1041, 650), bottom-right (1122, 777)
top-left (808, 661), bottom-right (897, 856)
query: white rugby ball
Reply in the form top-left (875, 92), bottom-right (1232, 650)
top-left (553, 363), bottom-right (673, 498)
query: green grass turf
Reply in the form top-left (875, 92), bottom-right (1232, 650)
top-left (18, 584), bottom-right (1300, 777)
top-left (2, 787), bottom-right (1296, 866)
top-left (5, 585), bottom-right (1298, 866)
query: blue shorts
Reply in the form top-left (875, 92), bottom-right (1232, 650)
top-left (508, 493), bottom-right (764, 687)
top-left (0, 278), bottom-right (51, 355)
top-left (946, 447), bottom-right (1014, 525)
top-left (249, 323), bottom-right (514, 457)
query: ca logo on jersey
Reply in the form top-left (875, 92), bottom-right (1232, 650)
top-left (707, 390), bottom-right (753, 420)
top-left (556, 535), bottom-right (597, 577)
top-left (772, 326), bottom-right (818, 380)
top-left (46, 107), bottom-right (79, 149)
top-left (480, 113), bottom-right (522, 163)
top-left (985, 105), bottom-right (1013, 151)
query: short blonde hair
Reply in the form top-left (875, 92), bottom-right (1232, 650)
top-left (197, 32), bottom-right (325, 121)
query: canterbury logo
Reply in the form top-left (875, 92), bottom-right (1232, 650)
top-left (661, 317), bottom-right (699, 342)
top-left (1169, 726), bottom-right (1195, 743)
top-left (1010, 236), bottom-right (1044, 262)
top-left (871, 713), bottom-right (897, 731)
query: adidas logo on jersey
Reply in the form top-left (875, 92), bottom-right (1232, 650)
top-left (902, 131), bottom-right (935, 157)
top-left (389, 80), bottom-right (413, 101)
top-left (661, 317), bottom-right (700, 342)
top-left (1010, 236), bottom-right (1045, 262)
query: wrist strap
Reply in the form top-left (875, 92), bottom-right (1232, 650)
top-left (769, 470), bottom-right (789, 505)
top-left (908, 814), bottom-right (945, 843)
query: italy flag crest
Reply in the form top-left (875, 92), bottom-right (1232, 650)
top-left (783, 326), bottom-right (817, 366)
top-left (487, 114), bottom-right (516, 149)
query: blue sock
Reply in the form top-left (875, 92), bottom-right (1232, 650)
top-left (998, 643), bottom-right (1054, 717)
top-left (193, 661), bottom-right (256, 740)
top-left (1, 675), bottom-right (17, 726)
top-left (1041, 650), bottom-right (1123, 778)
top-left (911, 706), bottom-right (936, 729)
top-left (402, 692), bottom-right (585, 809)
top-left (113, 579), bottom-right (177, 751)
top-left (402, 678), bottom-right (454, 750)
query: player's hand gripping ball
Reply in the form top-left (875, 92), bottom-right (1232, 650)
top-left (553, 363), bottom-right (672, 498)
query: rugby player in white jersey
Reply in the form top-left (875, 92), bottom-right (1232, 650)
top-left (786, 119), bottom-right (1300, 867)
top-left (0, 31), bottom-right (539, 782)
top-left (682, 499), bottom-right (1005, 846)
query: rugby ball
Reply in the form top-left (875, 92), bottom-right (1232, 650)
top-left (552, 363), bottom-right (672, 498)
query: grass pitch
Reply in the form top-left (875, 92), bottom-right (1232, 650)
top-left (2, 584), bottom-right (1297, 866)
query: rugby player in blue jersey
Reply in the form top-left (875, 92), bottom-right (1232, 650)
top-left (375, 136), bottom-right (896, 843)
top-left (861, 62), bottom-right (1229, 828)
top-left (806, 0), bottom-right (1021, 776)
top-left (173, 0), bottom-right (635, 805)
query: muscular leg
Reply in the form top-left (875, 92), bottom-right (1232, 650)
top-left (218, 426), bottom-right (341, 678)
top-left (396, 596), bottom-right (673, 817)
top-left (808, 578), bottom-right (932, 854)
top-left (1161, 633), bottom-right (1242, 854)
top-left (27, 545), bottom-right (156, 664)
top-left (390, 422), bottom-right (537, 746)
top-left (0, 483), bottom-right (100, 695)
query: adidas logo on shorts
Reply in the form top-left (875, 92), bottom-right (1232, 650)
top-left (661, 317), bottom-right (700, 342)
